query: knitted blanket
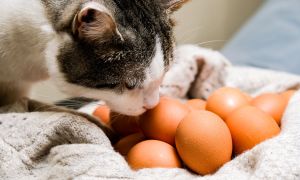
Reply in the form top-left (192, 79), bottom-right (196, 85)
top-left (1, 45), bottom-right (300, 179)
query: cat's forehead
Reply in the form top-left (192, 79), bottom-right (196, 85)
top-left (56, 0), bottom-right (174, 92)
top-left (107, 0), bottom-right (166, 26)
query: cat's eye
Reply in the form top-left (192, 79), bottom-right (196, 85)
top-left (96, 83), bottom-right (118, 89)
top-left (125, 83), bottom-right (136, 90)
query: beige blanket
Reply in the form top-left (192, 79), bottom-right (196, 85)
top-left (1, 45), bottom-right (300, 179)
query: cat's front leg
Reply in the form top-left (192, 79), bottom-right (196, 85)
top-left (25, 98), bottom-right (119, 143)
top-left (0, 81), bottom-right (31, 107)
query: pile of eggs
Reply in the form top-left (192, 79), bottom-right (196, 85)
top-left (93, 87), bottom-right (296, 175)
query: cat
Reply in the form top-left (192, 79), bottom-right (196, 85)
top-left (0, 0), bottom-right (189, 116)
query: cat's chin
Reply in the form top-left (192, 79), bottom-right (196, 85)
top-left (108, 106), bottom-right (147, 117)
top-left (119, 110), bottom-right (146, 117)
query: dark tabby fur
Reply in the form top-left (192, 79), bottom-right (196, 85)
top-left (42, 0), bottom-right (180, 92)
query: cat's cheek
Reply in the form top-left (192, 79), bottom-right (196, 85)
top-left (143, 87), bottom-right (160, 109)
top-left (139, 36), bottom-right (165, 109)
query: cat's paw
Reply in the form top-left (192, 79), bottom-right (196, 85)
top-left (26, 98), bottom-right (119, 144)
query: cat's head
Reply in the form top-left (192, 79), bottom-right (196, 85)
top-left (46, 0), bottom-right (189, 116)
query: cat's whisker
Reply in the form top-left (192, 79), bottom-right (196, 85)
top-left (109, 113), bottom-right (127, 121)
top-left (176, 26), bottom-right (204, 42)
top-left (193, 40), bottom-right (227, 47)
top-left (56, 103), bottom-right (83, 108)
top-left (33, 104), bottom-right (59, 112)
top-left (60, 99), bottom-right (93, 104)
top-left (109, 113), bottom-right (121, 118)
top-left (56, 100), bottom-right (87, 106)
top-left (96, 102), bottom-right (106, 106)
top-left (31, 92), bottom-right (98, 109)
top-left (56, 101), bottom-right (80, 105)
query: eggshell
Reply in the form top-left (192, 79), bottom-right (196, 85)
top-left (109, 113), bottom-right (141, 136)
top-left (140, 97), bottom-right (189, 145)
top-left (93, 105), bottom-right (110, 124)
top-left (251, 93), bottom-right (286, 125)
top-left (243, 93), bottom-right (252, 102)
top-left (226, 106), bottom-right (280, 155)
top-left (127, 140), bottom-right (182, 170)
top-left (114, 133), bottom-right (145, 156)
top-left (281, 90), bottom-right (297, 105)
top-left (185, 99), bottom-right (206, 110)
top-left (206, 87), bottom-right (249, 120)
top-left (175, 110), bottom-right (232, 175)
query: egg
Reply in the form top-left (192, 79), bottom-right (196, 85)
top-left (127, 140), bottom-right (182, 170)
top-left (109, 113), bottom-right (141, 136)
top-left (114, 133), bottom-right (145, 156)
top-left (251, 93), bottom-right (286, 125)
top-left (243, 92), bottom-right (253, 102)
top-left (140, 97), bottom-right (189, 145)
top-left (206, 87), bottom-right (249, 120)
top-left (93, 105), bottom-right (110, 125)
top-left (175, 110), bottom-right (232, 175)
top-left (185, 99), bottom-right (206, 110)
top-left (281, 90), bottom-right (297, 105)
top-left (226, 106), bottom-right (280, 155)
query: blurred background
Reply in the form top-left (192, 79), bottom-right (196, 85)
top-left (174, 0), bottom-right (262, 49)
top-left (31, 0), bottom-right (265, 102)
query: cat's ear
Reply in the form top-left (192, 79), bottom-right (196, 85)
top-left (162, 0), bottom-right (190, 13)
top-left (72, 5), bottom-right (122, 43)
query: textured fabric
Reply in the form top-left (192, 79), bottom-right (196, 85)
top-left (1, 45), bottom-right (300, 179)
top-left (222, 0), bottom-right (300, 75)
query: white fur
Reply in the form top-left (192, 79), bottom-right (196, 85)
top-left (0, 0), bottom-right (52, 84)
top-left (0, 0), bottom-right (54, 104)
top-left (142, 38), bottom-right (165, 109)
top-left (78, 101), bottom-right (104, 115)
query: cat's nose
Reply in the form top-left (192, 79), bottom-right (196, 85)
top-left (143, 89), bottom-right (160, 110)
top-left (143, 99), bottom-right (158, 110)
top-left (143, 102), bottom-right (157, 110)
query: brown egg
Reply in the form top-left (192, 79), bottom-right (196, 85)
top-left (109, 113), bottom-right (141, 136)
top-left (127, 140), bottom-right (182, 170)
top-left (281, 90), bottom-right (297, 105)
top-left (251, 93), bottom-right (286, 125)
top-left (140, 97), bottom-right (189, 145)
top-left (206, 87), bottom-right (249, 120)
top-left (93, 105), bottom-right (111, 125)
top-left (243, 92), bottom-right (253, 102)
top-left (114, 133), bottom-right (145, 156)
top-left (185, 99), bottom-right (206, 110)
top-left (226, 106), bottom-right (280, 155)
top-left (175, 110), bottom-right (232, 175)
